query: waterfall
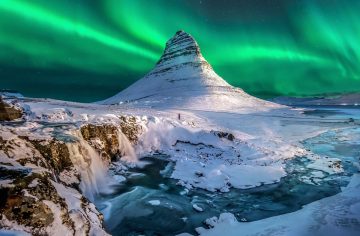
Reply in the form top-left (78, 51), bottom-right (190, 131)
top-left (116, 129), bottom-right (138, 162)
top-left (65, 127), bottom-right (138, 201)
top-left (66, 130), bottom-right (114, 201)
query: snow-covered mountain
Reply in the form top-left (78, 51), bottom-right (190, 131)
top-left (272, 93), bottom-right (360, 106)
top-left (100, 30), bottom-right (280, 111)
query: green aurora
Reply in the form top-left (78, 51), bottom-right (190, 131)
top-left (0, 0), bottom-right (359, 101)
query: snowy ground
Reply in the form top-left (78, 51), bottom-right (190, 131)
top-left (9, 96), bottom-right (352, 192)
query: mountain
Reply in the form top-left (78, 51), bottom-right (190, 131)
top-left (100, 30), bottom-right (280, 111)
top-left (272, 93), bottom-right (360, 106)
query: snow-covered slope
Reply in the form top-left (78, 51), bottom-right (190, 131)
top-left (100, 30), bottom-right (280, 112)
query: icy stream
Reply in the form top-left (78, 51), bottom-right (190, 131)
top-left (93, 106), bottom-right (359, 235)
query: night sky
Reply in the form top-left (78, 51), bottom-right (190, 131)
top-left (0, 0), bottom-right (359, 102)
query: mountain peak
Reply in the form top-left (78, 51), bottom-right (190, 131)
top-left (153, 30), bottom-right (210, 74)
top-left (161, 30), bottom-right (200, 59)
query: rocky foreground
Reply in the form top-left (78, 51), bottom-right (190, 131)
top-left (0, 97), bottom-right (143, 235)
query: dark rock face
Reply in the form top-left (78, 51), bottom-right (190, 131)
top-left (148, 30), bottom-right (213, 78)
top-left (29, 139), bottom-right (73, 175)
top-left (212, 131), bottom-right (235, 141)
top-left (0, 97), bottom-right (23, 121)
top-left (80, 117), bottom-right (141, 161)
top-left (0, 136), bottom-right (44, 167)
top-left (81, 124), bottom-right (120, 162)
top-left (0, 173), bottom-right (73, 234)
top-left (0, 135), bottom-right (75, 232)
top-left (156, 30), bottom-right (201, 65)
top-left (3, 195), bottom-right (54, 228)
top-left (119, 116), bottom-right (142, 143)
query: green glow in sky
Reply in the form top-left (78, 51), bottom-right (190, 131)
top-left (0, 0), bottom-right (359, 101)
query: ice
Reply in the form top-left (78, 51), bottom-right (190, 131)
top-left (113, 175), bottom-right (126, 183)
top-left (0, 230), bottom-right (31, 236)
top-left (192, 204), bottom-right (203, 212)
top-left (148, 200), bottom-right (161, 206)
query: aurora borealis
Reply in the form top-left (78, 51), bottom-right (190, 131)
top-left (0, 0), bottom-right (359, 101)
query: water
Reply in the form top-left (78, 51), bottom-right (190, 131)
top-left (96, 106), bottom-right (360, 235)
top-left (65, 127), bottom-right (138, 201)
top-left (96, 155), bottom-right (347, 235)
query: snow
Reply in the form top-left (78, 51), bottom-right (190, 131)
top-left (197, 174), bottom-right (360, 236)
top-left (28, 178), bottom-right (39, 188)
top-left (42, 200), bottom-right (73, 236)
top-left (192, 204), bottom-right (204, 212)
top-left (176, 233), bottom-right (194, 236)
top-left (0, 179), bottom-right (14, 188)
top-left (113, 175), bottom-right (126, 183)
top-left (148, 200), bottom-right (161, 206)
top-left (51, 181), bottom-right (109, 236)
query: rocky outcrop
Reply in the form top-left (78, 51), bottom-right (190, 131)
top-left (29, 139), bottom-right (73, 175)
top-left (0, 166), bottom-right (107, 235)
top-left (0, 126), bottom-right (108, 234)
top-left (0, 97), bottom-right (23, 121)
top-left (80, 124), bottom-right (120, 162)
top-left (80, 117), bottom-right (141, 161)
top-left (0, 113), bottom-right (144, 234)
top-left (1, 173), bottom-right (71, 233)
top-left (212, 131), bottom-right (235, 141)
top-left (119, 115), bottom-right (142, 143)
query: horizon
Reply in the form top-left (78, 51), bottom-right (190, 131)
top-left (1, 0), bottom-right (360, 102)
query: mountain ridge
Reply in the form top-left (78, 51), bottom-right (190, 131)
top-left (272, 93), bottom-right (360, 106)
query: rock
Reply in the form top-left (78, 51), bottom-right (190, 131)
top-left (212, 131), bottom-right (235, 141)
top-left (0, 173), bottom-right (71, 233)
top-left (195, 171), bottom-right (204, 177)
top-left (80, 124), bottom-right (120, 162)
top-left (0, 129), bottom-right (108, 235)
top-left (0, 97), bottom-right (23, 121)
top-left (80, 119), bottom-right (141, 162)
top-left (153, 30), bottom-right (213, 75)
top-left (119, 116), bottom-right (142, 143)
top-left (29, 139), bottom-right (73, 175)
